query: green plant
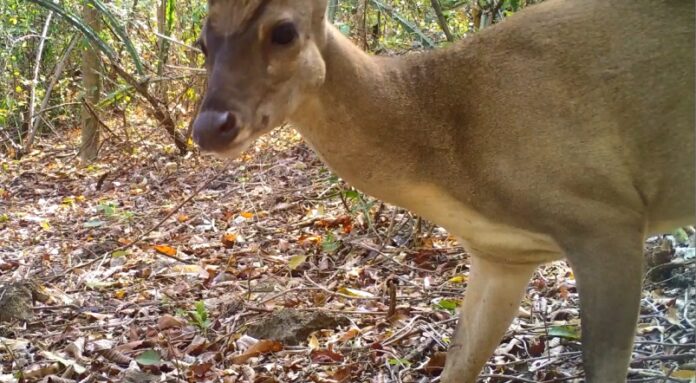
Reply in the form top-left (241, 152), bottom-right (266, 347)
top-left (188, 300), bottom-right (211, 333)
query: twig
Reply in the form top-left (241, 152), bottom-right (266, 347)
top-left (303, 271), bottom-right (379, 300)
top-left (23, 10), bottom-right (53, 155)
top-left (387, 277), bottom-right (397, 317)
top-left (631, 353), bottom-right (695, 365)
top-left (31, 34), bottom-right (79, 136)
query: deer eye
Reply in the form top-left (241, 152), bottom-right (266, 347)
top-left (270, 22), bottom-right (297, 45)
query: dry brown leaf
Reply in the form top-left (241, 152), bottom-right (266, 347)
top-left (186, 334), bottom-right (209, 355)
top-left (157, 314), bottom-right (185, 330)
top-left (337, 328), bottom-right (360, 343)
top-left (96, 348), bottom-right (132, 365)
top-left (231, 339), bottom-right (283, 364)
top-left (310, 346), bottom-right (344, 363)
top-left (332, 364), bottom-right (357, 382)
top-left (190, 362), bottom-right (214, 378)
top-left (424, 352), bottom-right (447, 375)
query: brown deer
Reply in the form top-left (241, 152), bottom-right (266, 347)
top-left (192, 0), bottom-right (695, 381)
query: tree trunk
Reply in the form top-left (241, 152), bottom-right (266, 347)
top-left (80, 3), bottom-right (102, 163)
top-left (22, 10), bottom-right (53, 156)
top-left (430, 0), bottom-right (454, 42)
top-left (157, 0), bottom-right (170, 101)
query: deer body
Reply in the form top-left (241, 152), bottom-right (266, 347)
top-left (193, 0), bottom-right (694, 381)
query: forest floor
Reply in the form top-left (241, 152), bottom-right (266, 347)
top-left (1, 122), bottom-right (694, 383)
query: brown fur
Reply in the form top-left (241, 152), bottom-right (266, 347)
top-left (194, 1), bottom-right (695, 381)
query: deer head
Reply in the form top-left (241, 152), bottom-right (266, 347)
top-left (192, 0), bottom-right (329, 157)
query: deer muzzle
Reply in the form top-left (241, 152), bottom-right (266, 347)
top-left (192, 110), bottom-right (242, 152)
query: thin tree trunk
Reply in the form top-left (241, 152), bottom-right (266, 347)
top-left (31, 35), bottom-right (79, 137)
top-left (80, 3), bottom-right (102, 162)
top-left (157, 0), bottom-right (170, 101)
top-left (430, 0), bottom-right (454, 42)
top-left (22, 10), bottom-right (53, 155)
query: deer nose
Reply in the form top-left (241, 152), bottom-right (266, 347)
top-left (192, 110), bottom-right (241, 151)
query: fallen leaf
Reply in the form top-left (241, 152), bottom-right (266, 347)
top-left (635, 323), bottom-right (665, 335)
top-left (154, 245), bottom-right (177, 256)
top-left (157, 314), bottom-right (185, 330)
top-left (170, 264), bottom-right (204, 274)
top-left (231, 340), bottom-right (283, 364)
top-left (337, 328), bottom-right (360, 343)
top-left (448, 275), bottom-right (467, 284)
top-left (222, 233), bottom-right (237, 248)
top-left (434, 298), bottom-right (460, 311)
top-left (308, 335), bottom-right (320, 350)
top-left (671, 369), bottom-right (696, 379)
top-left (40, 350), bottom-right (86, 374)
top-left (83, 219), bottom-right (105, 228)
top-left (135, 349), bottom-right (161, 366)
top-left (337, 287), bottom-right (375, 299)
top-left (240, 211), bottom-right (254, 219)
top-left (548, 325), bottom-right (581, 340)
top-left (40, 220), bottom-right (51, 230)
top-left (665, 306), bottom-right (680, 325)
top-left (332, 364), bottom-right (356, 382)
top-left (425, 352), bottom-right (447, 375)
top-left (190, 362), bottom-right (213, 378)
top-left (310, 347), bottom-right (344, 363)
top-left (288, 255), bottom-right (307, 270)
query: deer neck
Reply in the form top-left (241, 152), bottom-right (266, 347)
top-left (289, 25), bottom-right (459, 199)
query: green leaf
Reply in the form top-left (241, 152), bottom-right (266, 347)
top-left (166, 0), bottom-right (176, 32)
top-left (548, 325), bottom-right (581, 340)
top-left (195, 301), bottom-right (207, 322)
top-left (342, 189), bottom-right (360, 201)
top-left (83, 219), bottom-right (105, 228)
top-left (388, 358), bottom-right (411, 366)
top-left (24, 0), bottom-right (117, 62)
top-left (434, 298), bottom-right (460, 311)
top-left (321, 232), bottom-right (340, 253)
top-left (112, 250), bottom-right (127, 257)
top-left (368, 0), bottom-right (435, 48)
top-left (288, 255), bottom-right (307, 270)
top-left (672, 228), bottom-right (690, 245)
top-left (135, 349), bottom-right (161, 366)
top-left (87, 0), bottom-right (145, 75)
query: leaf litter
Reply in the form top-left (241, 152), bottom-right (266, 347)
top-left (0, 126), bottom-right (694, 382)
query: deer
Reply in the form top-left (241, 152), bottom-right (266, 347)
top-left (191, 0), bottom-right (695, 381)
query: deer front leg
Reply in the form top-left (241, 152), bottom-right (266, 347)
top-left (441, 255), bottom-right (538, 383)
top-left (566, 232), bottom-right (644, 383)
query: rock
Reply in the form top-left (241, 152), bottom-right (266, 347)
top-left (0, 282), bottom-right (34, 323)
top-left (246, 309), bottom-right (350, 345)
